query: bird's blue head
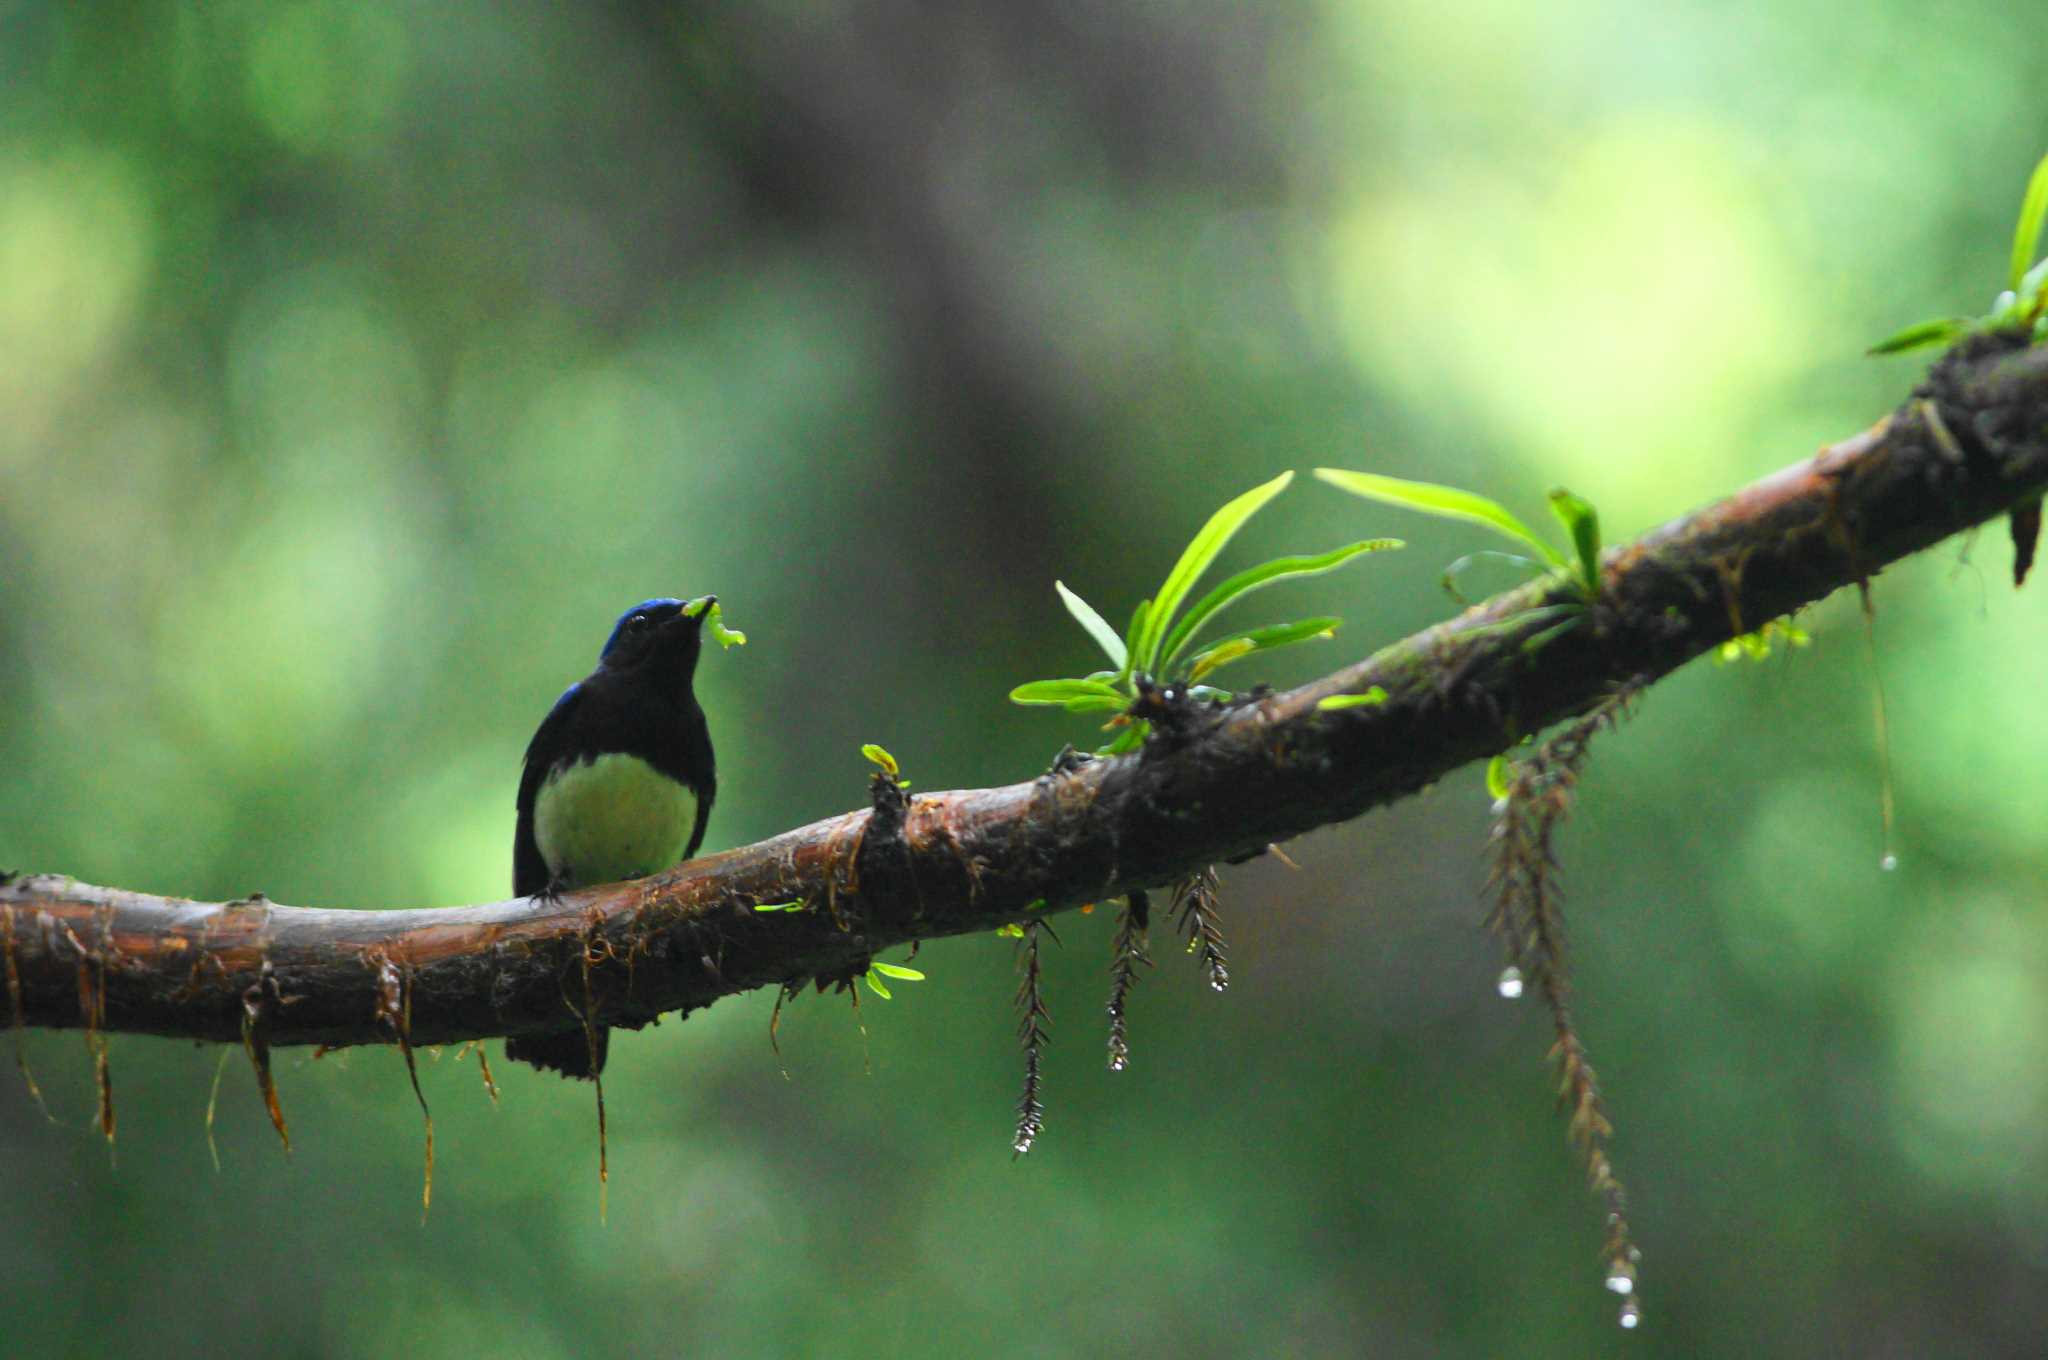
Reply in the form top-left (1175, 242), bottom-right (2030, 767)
top-left (598, 596), bottom-right (713, 676)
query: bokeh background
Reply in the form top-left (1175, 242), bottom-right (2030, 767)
top-left (3, 2), bottom-right (2046, 1356)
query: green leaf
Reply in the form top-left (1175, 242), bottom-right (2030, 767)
top-left (860, 743), bottom-right (899, 774)
top-left (870, 962), bottom-right (925, 980)
top-left (1118, 599), bottom-right (1151, 685)
top-left (1486, 754), bottom-right (1512, 801)
top-left (1101, 723), bottom-right (1146, 755)
top-left (1131, 471), bottom-right (1296, 674)
top-left (2012, 151), bottom-right (2048, 293)
top-left (1440, 549), bottom-right (1546, 604)
top-left (1317, 687), bottom-right (1388, 711)
top-left (1186, 616), bottom-right (1339, 680)
top-left (1521, 612), bottom-right (1587, 652)
top-left (1055, 580), bottom-right (1127, 670)
top-left (752, 901), bottom-right (803, 912)
top-left (1009, 678), bottom-right (1129, 710)
top-left (1188, 637), bottom-right (1254, 676)
top-left (1314, 469), bottom-right (1567, 569)
top-left (1158, 538), bottom-right (1403, 673)
top-left (1866, 317), bottom-right (1972, 356)
top-left (864, 968), bottom-right (892, 1000)
top-left (996, 923), bottom-right (1025, 938)
top-left (1546, 488), bottom-right (1601, 596)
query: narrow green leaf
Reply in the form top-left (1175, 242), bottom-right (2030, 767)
top-left (860, 743), bottom-right (899, 774)
top-left (1522, 614), bottom-right (1587, 652)
top-left (870, 962), bottom-right (925, 980)
top-left (753, 901), bottom-right (803, 912)
top-left (1186, 616), bottom-right (1339, 680)
top-left (1313, 469), bottom-right (1566, 568)
top-left (1547, 488), bottom-right (1602, 596)
top-left (1188, 638), bottom-right (1254, 676)
top-left (1159, 538), bottom-right (1403, 672)
top-left (2012, 151), bottom-right (2048, 293)
top-left (1865, 317), bottom-right (1972, 356)
top-left (1101, 724), bottom-right (1146, 755)
top-left (1118, 599), bottom-right (1151, 685)
top-left (1440, 549), bottom-right (1545, 604)
top-left (1132, 471), bottom-right (1296, 674)
top-left (1054, 580), bottom-right (1127, 670)
top-left (1010, 678), bottom-right (1128, 707)
top-left (1317, 687), bottom-right (1388, 711)
top-left (864, 969), bottom-right (892, 1000)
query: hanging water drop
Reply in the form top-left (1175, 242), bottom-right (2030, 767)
top-left (1879, 853), bottom-right (1899, 872)
top-left (1606, 1267), bottom-right (1636, 1294)
top-left (1618, 1297), bottom-right (1642, 1329)
top-left (1496, 966), bottom-right (1525, 999)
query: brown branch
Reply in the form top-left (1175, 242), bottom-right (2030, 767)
top-left (4, 334), bottom-right (2048, 1056)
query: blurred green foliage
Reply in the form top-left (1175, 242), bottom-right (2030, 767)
top-left (3, 2), bottom-right (2048, 1356)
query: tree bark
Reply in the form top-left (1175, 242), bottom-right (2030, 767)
top-left (6, 334), bottom-right (2047, 1055)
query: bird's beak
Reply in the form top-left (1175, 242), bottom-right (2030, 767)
top-left (685, 594), bottom-right (717, 626)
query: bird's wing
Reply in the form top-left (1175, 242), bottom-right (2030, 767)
top-left (513, 681), bottom-right (586, 897)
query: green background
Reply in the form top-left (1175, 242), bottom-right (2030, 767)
top-left (4, 3), bottom-right (2046, 1355)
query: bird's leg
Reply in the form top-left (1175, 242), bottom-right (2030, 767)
top-left (534, 870), bottom-right (571, 909)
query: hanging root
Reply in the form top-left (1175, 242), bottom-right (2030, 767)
top-left (1106, 891), bottom-right (1153, 1072)
top-left (1486, 678), bottom-right (1644, 1319)
top-left (456, 1040), bottom-right (500, 1107)
top-left (1, 904), bottom-right (52, 1120)
top-left (1172, 867), bottom-right (1229, 992)
top-left (204, 1046), bottom-right (231, 1171)
top-left (1012, 922), bottom-right (1051, 1156)
top-left (68, 916), bottom-right (114, 1154)
top-left (577, 914), bottom-right (609, 1220)
top-left (374, 952), bottom-right (434, 1220)
top-left (241, 960), bottom-right (291, 1155)
top-left (769, 981), bottom-right (800, 1080)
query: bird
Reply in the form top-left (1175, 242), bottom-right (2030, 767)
top-left (510, 597), bottom-right (718, 1078)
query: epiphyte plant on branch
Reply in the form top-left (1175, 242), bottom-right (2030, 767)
top-left (1313, 468), bottom-right (1604, 627)
top-left (1869, 151), bottom-right (2048, 359)
top-left (1004, 469), bottom-right (1401, 1146)
top-left (1307, 465), bottom-right (1653, 1325)
top-left (1009, 468), bottom-right (1402, 754)
top-left (1869, 149), bottom-right (2048, 586)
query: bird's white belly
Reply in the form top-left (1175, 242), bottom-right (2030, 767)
top-left (533, 752), bottom-right (698, 888)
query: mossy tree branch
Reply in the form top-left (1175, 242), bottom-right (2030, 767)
top-left (6, 336), bottom-right (2048, 1056)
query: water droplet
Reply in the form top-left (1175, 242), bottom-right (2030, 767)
top-left (1108, 1055), bottom-right (1127, 1073)
top-left (1496, 967), bottom-right (1525, 999)
top-left (1618, 1298), bottom-right (1642, 1329)
top-left (1606, 1269), bottom-right (1636, 1294)
top-left (1879, 853), bottom-right (1899, 872)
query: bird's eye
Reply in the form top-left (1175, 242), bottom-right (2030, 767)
top-left (629, 614), bottom-right (648, 630)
